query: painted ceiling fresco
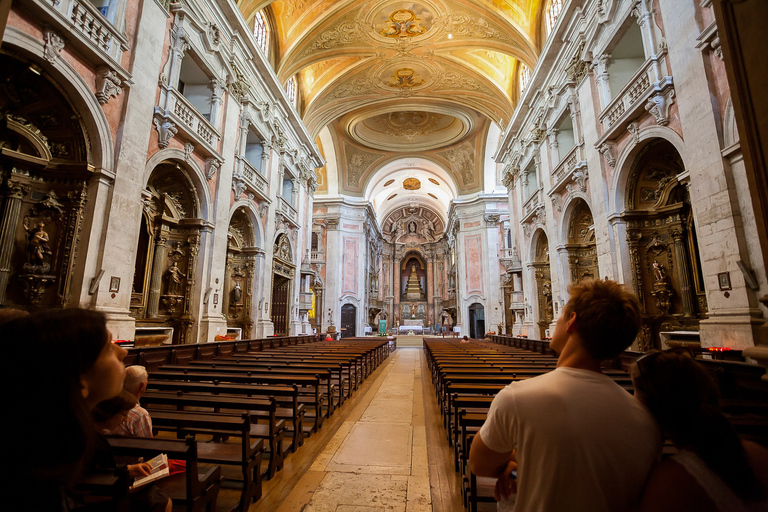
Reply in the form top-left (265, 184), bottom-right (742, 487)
top-left (237, 0), bottom-right (544, 212)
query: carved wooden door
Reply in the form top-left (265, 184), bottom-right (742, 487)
top-left (271, 275), bottom-right (289, 335)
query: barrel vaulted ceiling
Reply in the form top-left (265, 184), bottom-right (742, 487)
top-left (237, 0), bottom-right (546, 225)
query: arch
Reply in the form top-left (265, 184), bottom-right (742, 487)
top-left (528, 226), bottom-right (550, 263)
top-left (3, 27), bottom-right (114, 173)
top-left (468, 302), bottom-right (485, 339)
top-left (143, 148), bottom-right (213, 221)
top-left (609, 126), bottom-right (687, 217)
top-left (558, 191), bottom-right (592, 245)
top-left (229, 200), bottom-right (263, 249)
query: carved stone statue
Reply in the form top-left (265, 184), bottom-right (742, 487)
top-left (652, 260), bottom-right (668, 284)
top-left (408, 221), bottom-right (417, 234)
top-left (165, 260), bottom-right (185, 295)
top-left (231, 280), bottom-right (243, 304)
top-left (25, 221), bottom-right (52, 272)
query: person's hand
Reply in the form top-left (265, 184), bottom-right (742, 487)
top-left (128, 462), bottom-right (152, 478)
top-left (494, 459), bottom-right (518, 501)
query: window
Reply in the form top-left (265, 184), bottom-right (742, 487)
top-left (519, 63), bottom-right (531, 93)
top-left (546, 0), bottom-right (563, 35)
top-left (285, 76), bottom-right (297, 106)
top-left (253, 10), bottom-right (269, 56)
top-left (243, 127), bottom-right (264, 172)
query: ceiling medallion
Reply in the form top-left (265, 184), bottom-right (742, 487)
top-left (403, 177), bottom-right (421, 190)
top-left (388, 68), bottom-right (425, 88)
top-left (380, 9), bottom-right (429, 38)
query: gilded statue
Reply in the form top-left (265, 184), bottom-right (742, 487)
top-left (25, 221), bottom-right (52, 272)
top-left (231, 280), bottom-right (243, 304)
top-left (165, 260), bottom-right (185, 295)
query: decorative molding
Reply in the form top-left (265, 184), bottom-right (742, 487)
top-left (205, 158), bottom-right (222, 180)
top-left (597, 142), bottom-right (617, 167)
top-left (152, 112), bottom-right (177, 149)
top-left (644, 89), bottom-right (675, 125)
top-left (627, 121), bottom-right (641, 145)
top-left (484, 213), bottom-right (500, 226)
top-left (232, 176), bottom-right (246, 198)
top-left (184, 142), bottom-right (194, 162)
top-left (43, 30), bottom-right (65, 62)
top-left (95, 66), bottom-right (122, 105)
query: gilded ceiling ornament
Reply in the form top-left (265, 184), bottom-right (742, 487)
top-left (371, 111), bottom-right (443, 142)
top-left (428, 178), bottom-right (439, 185)
top-left (435, 12), bottom-right (512, 43)
top-left (403, 178), bottom-right (421, 190)
top-left (345, 146), bottom-right (379, 187)
top-left (379, 9), bottom-right (429, 38)
top-left (387, 68), bottom-right (425, 88)
top-left (332, 76), bottom-right (375, 98)
top-left (441, 141), bottom-right (475, 186)
top-left (304, 20), bottom-right (363, 56)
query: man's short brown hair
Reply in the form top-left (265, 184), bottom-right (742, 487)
top-left (565, 279), bottom-right (641, 360)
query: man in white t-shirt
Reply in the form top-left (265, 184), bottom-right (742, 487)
top-left (469, 279), bottom-right (661, 512)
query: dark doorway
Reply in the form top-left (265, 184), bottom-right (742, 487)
top-left (340, 304), bottom-right (356, 338)
top-left (271, 275), bottom-right (290, 335)
top-left (469, 303), bottom-right (485, 339)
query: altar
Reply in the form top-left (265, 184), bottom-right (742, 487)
top-left (399, 319), bottom-right (423, 334)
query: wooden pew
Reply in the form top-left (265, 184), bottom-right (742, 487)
top-left (158, 364), bottom-right (339, 417)
top-left (148, 410), bottom-right (263, 511)
top-left (149, 370), bottom-right (327, 430)
top-left (106, 435), bottom-right (222, 512)
top-left (146, 380), bottom-right (306, 451)
top-left (141, 392), bottom-right (286, 480)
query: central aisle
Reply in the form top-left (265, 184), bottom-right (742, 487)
top-left (274, 348), bottom-right (431, 512)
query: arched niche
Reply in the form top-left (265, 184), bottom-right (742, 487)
top-left (271, 232), bottom-right (295, 336)
top-left (531, 229), bottom-right (553, 338)
top-left (224, 205), bottom-right (261, 338)
top-left (623, 138), bottom-right (706, 350)
top-left (0, 53), bottom-right (94, 309)
top-left (565, 198), bottom-right (598, 283)
top-left (131, 162), bottom-right (205, 345)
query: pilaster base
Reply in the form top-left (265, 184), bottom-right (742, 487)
top-left (197, 314), bottom-right (228, 343)
top-left (698, 310), bottom-right (767, 350)
top-left (99, 308), bottom-right (137, 342)
top-left (255, 319), bottom-right (274, 338)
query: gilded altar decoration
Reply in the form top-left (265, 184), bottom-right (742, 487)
top-left (380, 9), bottom-right (428, 38)
top-left (388, 68), bottom-right (425, 88)
top-left (403, 177), bottom-right (421, 190)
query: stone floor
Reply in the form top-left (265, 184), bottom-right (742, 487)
top-left (203, 347), bottom-right (468, 512)
top-left (275, 348), bottom-right (430, 511)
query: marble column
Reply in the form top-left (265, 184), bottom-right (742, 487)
top-left (394, 255), bottom-right (401, 326)
top-left (0, 179), bottom-right (27, 304)
top-left (426, 256), bottom-right (435, 325)
top-left (672, 227), bottom-right (696, 316)
top-left (147, 227), bottom-right (169, 318)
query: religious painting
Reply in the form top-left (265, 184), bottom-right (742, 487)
top-left (403, 177), bottom-right (421, 190)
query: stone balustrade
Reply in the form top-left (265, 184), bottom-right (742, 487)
top-left (167, 88), bottom-right (221, 153)
top-left (27, 0), bottom-right (130, 79)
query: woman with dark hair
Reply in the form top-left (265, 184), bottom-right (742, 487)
top-left (0, 308), bottom-right (127, 510)
top-left (631, 349), bottom-right (768, 512)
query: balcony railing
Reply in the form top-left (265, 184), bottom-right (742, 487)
top-left (552, 145), bottom-right (578, 185)
top-left (242, 158), bottom-right (268, 195)
top-left (597, 54), bottom-right (671, 142)
top-left (23, 0), bottom-right (130, 79)
top-left (166, 88), bottom-right (221, 155)
top-left (278, 196), bottom-right (298, 225)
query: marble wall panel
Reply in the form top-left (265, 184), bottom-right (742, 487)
top-left (342, 236), bottom-right (358, 295)
top-left (465, 234), bottom-right (484, 295)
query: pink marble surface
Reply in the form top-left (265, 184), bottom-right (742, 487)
top-left (465, 235), bottom-right (484, 295)
top-left (342, 237), bottom-right (358, 295)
